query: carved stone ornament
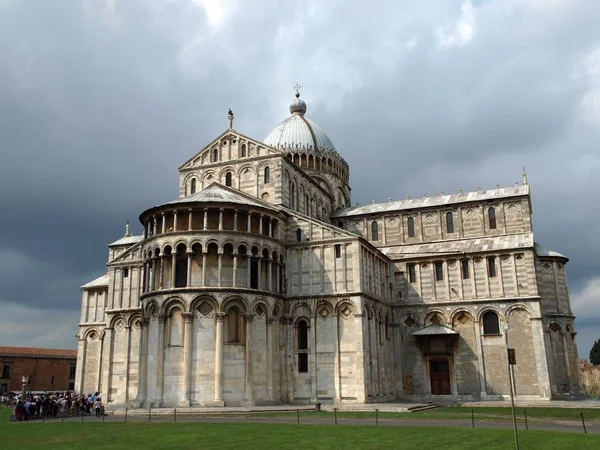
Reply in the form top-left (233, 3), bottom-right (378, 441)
top-left (423, 212), bottom-right (436, 223)
top-left (354, 221), bottom-right (364, 230)
top-left (464, 208), bottom-right (475, 218)
top-left (386, 215), bottom-right (399, 226)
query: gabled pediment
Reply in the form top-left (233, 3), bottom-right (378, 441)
top-left (179, 129), bottom-right (283, 171)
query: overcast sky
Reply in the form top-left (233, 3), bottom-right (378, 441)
top-left (1, 0), bottom-right (599, 360)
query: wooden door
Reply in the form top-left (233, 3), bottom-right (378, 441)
top-left (429, 359), bottom-right (451, 395)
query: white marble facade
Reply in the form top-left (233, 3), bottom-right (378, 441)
top-left (75, 94), bottom-right (581, 407)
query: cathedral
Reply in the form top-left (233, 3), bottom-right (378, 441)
top-left (75, 91), bottom-right (581, 408)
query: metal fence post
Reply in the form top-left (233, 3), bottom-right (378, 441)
top-left (334, 408), bottom-right (338, 426)
top-left (174, 408), bottom-right (177, 423)
top-left (149, 406), bottom-right (152, 423)
top-left (297, 409), bottom-right (300, 425)
top-left (125, 408), bottom-right (128, 423)
top-left (471, 409), bottom-right (475, 428)
top-left (524, 410), bottom-right (528, 430)
top-left (580, 412), bottom-right (587, 434)
top-left (375, 409), bottom-right (379, 426)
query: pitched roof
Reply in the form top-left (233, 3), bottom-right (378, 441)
top-left (109, 235), bottom-right (144, 247)
top-left (412, 324), bottom-right (458, 336)
top-left (333, 184), bottom-right (529, 218)
top-left (143, 183), bottom-right (278, 213)
top-left (0, 346), bottom-right (77, 358)
top-left (81, 274), bottom-right (109, 289)
top-left (534, 242), bottom-right (568, 260)
top-left (380, 232), bottom-right (534, 259)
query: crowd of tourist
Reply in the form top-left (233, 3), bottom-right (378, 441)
top-left (1, 391), bottom-right (105, 421)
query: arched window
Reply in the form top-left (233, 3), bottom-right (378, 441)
top-left (297, 319), bottom-right (309, 373)
top-left (190, 178), bottom-right (197, 195)
top-left (482, 311), bottom-right (500, 335)
top-left (264, 166), bottom-right (270, 184)
top-left (446, 212), bottom-right (454, 233)
top-left (407, 217), bottom-right (415, 237)
top-left (227, 306), bottom-right (245, 344)
top-left (241, 144), bottom-right (247, 157)
top-left (488, 207), bottom-right (497, 229)
top-left (212, 148), bottom-right (218, 162)
top-left (371, 221), bottom-right (379, 241)
top-left (225, 172), bottom-right (232, 187)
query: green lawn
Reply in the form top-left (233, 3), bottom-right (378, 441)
top-left (190, 406), bottom-right (600, 422)
top-left (2, 408), bottom-right (600, 450)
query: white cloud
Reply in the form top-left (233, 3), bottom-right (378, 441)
top-left (571, 276), bottom-right (600, 315)
top-left (437, 1), bottom-right (475, 48)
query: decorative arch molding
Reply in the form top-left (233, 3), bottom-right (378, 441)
top-left (424, 309), bottom-right (447, 325)
top-left (183, 172), bottom-right (199, 183)
top-left (451, 309), bottom-right (475, 326)
top-left (505, 303), bottom-right (534, 318)
top-left (218, 165), bottom-right (237, 179)
top-left (237, 164), bottom-right (255, 178)
top-left (400, 312), bottom-right (419, 329)
top-left (84, 328), bottom-right (101, 340)
top-left (144, 300), bottom-right (160, 317)
top-left (253, 300), bottom-right (270, 318)
top-left (110, 315), bottom-right (127, 330)
top-left (128, 314), bottom-right (142, 328)
top-left (162, 296), bottom-right (187, 315)
top-left (548, 321), bottom-right (563, 333)
top-left (292, 302), bottom-right (312, 321)
top-left (476, 306), bottom-right (505, 322)
top-left (190, 295), bottom-right (219, 319)
top-left (220, 294), bottom-right (250, 313)
top-left (315, 301), bottom-right (334, 320)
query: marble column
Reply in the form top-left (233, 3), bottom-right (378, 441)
top-left (247, 213), bottom-right (252, 232)
top-left (244, 314), bottom-right (254, 405)
top-left (218, 208), bottom-right (223, 230)
top-left (232, 252), bottom-right (238, 288)
top-left (268, 218), bottom-right (273, 237)
top-left (137, 319), bottom-right (149, 406)
top-left (161, 213), bottom-right (166, 234)
top-left (276, 263), bottom-right (281, 293)
top-left (153, 216), bottom-right (157, 235)
top-left (156, 315), bottom-right (166, 406)
top-left (160, 255), bottom-right (166, 290)
top-left (217, 252), bottom-right (223, 287)
top-left (247, 253), bottom-right (252, 288)
top-left (203, 208), bottom-right (208, 230)
top-left (266, 317), bottom-right (274, 401)
top-left (257, 256), bottom-right (262, 290)
top-left (474, 320), bottom-right (487, 397)
top-left (187, 251), bottom-right (193, 287)
top-left (188, 209), bottom-right (193, 230)
top-left (214, 313), bottom-right (225, 406)
top-left (267, 257), bottom-right (272, 291)
top-left (334, 314), bottom-right (341, 401)
top-left (201, 251), bottom-right (207, 286)
top-left (123, 326), bottom-right (131, 406)
top-left (233, 209), bottom-right (238, 231)
top-left (259, 215), bottom-right (263, 235)
top-left (171, 253), bottom-right (176, 287)
top-left (173, 210), bottom-right (178, 232)
top-left (182, 313), bottom-right (193, 405)
top-left (310, 315), bottom-right (317, 402)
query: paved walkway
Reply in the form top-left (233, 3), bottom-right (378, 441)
top-left (11, 413), bottom-right (598, 435)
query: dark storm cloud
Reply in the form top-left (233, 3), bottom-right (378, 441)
top-left (0, 0), bottom-right (599, 357)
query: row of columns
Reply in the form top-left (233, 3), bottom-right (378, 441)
top-left (142, 252), bottom-right (285, 293)
top-left (145, 209), bottom-right (277, 239)
top-left (137, 311), bottom-right (277, 406)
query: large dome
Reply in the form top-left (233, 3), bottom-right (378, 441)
top-left (264, 93), bottom-right (336, 152)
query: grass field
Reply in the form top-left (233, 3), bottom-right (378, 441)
top-left (3, 408), bottom-right (600, 450)
top-left (203, 405), bottom-right (600, 422)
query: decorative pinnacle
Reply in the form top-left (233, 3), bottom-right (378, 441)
top-left (227, 108), bottom-right (234, 130)
top-left (125, 220), bottom-right (131, 237)
top-left (294, 83), bottom-right (301, 98)
top-left (522, 166), bottom-right (528, 185)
